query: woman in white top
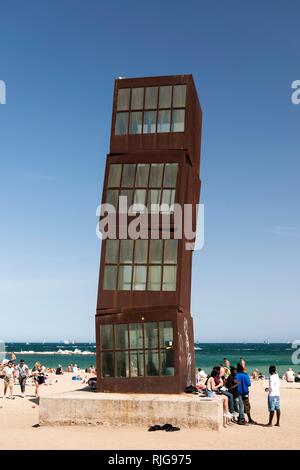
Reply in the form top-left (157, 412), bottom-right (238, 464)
top-left (3, 360), bottom-right (16, 399)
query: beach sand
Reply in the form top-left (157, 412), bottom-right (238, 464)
top-left (0, 373), bottom-right (299, 450)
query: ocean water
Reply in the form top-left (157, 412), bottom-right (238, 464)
top-left (1, 342), bottom-right (297, 376)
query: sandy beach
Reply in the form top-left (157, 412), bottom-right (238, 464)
top-left (0, 373), bottom-right (299, 450)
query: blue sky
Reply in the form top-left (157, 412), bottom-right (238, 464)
top-left (0, 1), bottom-right (299, 342)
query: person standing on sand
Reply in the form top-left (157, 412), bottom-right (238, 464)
top-left (16, 359), bottom-right (29, 397)
top-left (265, 365), bottom-right (281, 427)
top-left (31, 362), bottom-right (45, 398)
top-left (3, 360), bottom-right (16, 399)
top-left (236, 363), bottom-right (257, 424)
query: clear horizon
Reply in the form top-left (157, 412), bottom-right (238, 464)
top-left (1, 1), bottom-right (299, 342)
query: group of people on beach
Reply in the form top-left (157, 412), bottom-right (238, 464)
top-left (0, 353), bottom-right (95, 400)
top-left (196, 357), bottom-right (282, 427)
top-left (0, 357), bottom-right (45, 399)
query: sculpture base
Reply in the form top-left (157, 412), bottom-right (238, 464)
top-left (39, 390), bottom-right (223, 431)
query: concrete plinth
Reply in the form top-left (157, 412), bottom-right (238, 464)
top-left (39, 390), bottom-right (223, 430)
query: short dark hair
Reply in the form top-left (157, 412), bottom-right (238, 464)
top-left (230, 366), bottom-right (237, 375)
top-left (237, 363), bottom-right (244, 373)
top-left (20, 359), bottom-right (25, 363)
top-left (269, 365), bottom-right (276, 374)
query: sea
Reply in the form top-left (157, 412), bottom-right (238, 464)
top-left (1, 342), bottom-right (297, 376)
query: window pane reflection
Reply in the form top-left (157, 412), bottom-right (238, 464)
top-left (163, 163), bottom-right (178, 188)
top-left (159, 86), bottom-right (172, 108)
top-left (115, 324), bottom-right (128, 349)
top-left (115, 351), bottom-right (129, 377)
top-left (105, 240), bottom-right (119, 264)
top-left (143, 111), bottom-right (156, 134)
top-left (101, 324), bottom-right (113, 350)
top-left (157, 110), bottom-right (171, 133)
top-left (103, 266), bottom-right (117, 290)
top-left (129, 111), bottom-right (142, 134)
top-left (134, 240), bottom-right (148, 264)
top-left (147, 266), bottom-right (161, 291)
top-left (144, 322), bottom-right (158, 348)
top-left (145, 87), bottom-right (158, 109)
top-left (149, 240), bottom-right (163, 264)
top-left (130, 352), bottom-right (144, 377)
top-left (102, 352), bottom-right (114, 377)
top-left (118, 265), bottom-right (132, 290)
top-left (108, 164), bottom-right (122, 187)
top-left (160, 349), bottom-right (174, 376)
top-left (115, 112), bottom-right (128, 135)
top-left (121, 164), bottom-right (136, 187)
top-left (132, 265), bottom-right (147, 290)
top-left (129, 323), bottom-right (143, 349)
top-left (163, 266), bottom-right (177, 291)
top-left (136, 164), bottom-right (149, 187)
top-left (171, 109), bottom-right (185, 132)
top-left (173, 85), bottom-right (186, 107)
top-left (146, 350), bottom-right (159, 376)
top-left (149, 164), bottom-right (164, 187)
top-left (117, 89), bottom-right (130, 110)
top-left (131, 87), bottom-right (144, 110)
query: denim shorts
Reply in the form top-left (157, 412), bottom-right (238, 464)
top-left (268, 395), bottom-right (280, 412)
top-left (205, 389), bottom-right (216, 398)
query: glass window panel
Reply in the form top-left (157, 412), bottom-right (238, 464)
top-left (147, 189), bottom-right (161, 213)
top-left (130, 351), bottom-right (144, 377)
top-left (129, 111), bottom-right (142, 134)
top-left (159, 86), bottom-right (172, 108)
top-left (173, 85), bottom-right (186, 108)
top-left (147, 266), bottom-right (161, 291)
top-left (163, 266), bottom-right (177, 291)
top-left (117, 88), bottom-right (130, 110)
top-left (160, 349), bottom-right (174, 376)
top-left (163, 163), bottom-right (178, 188)
top-left (149, 240), bottom-right (163, 264)
top-left (145, 86), bottom-right (158, 109)
top-left (115, 351), bottom-right (129, 378)
top-left (133, 189), bottom-right (147, 207)
top-left (131, 87), bottom-right (144, 110)
top-left (119, 240), bottom-right (133, 263)
top-left (129, 323), bottom-right (143, 349)
top-left (164, 239), bottom-right (178, 264)
top-left (102, 352), bottom-right (114, 377)
top-left (161, 189), bottom-right (175, 209)
top-left (159, 321), bottom-right (173, 347)
top-left (118, 265), bottom-right (132, 290)
top-left (105, 240), bottom-right (119, 264)
top-left (144, 322), bottom-right (158, 349)
top-left (134, 240), bottom-right (148, 264)
top-left (136, 164), bottom-right (149, 187)
top-left (132, 265), bottom-right (147, 290)
top-left (121, 164), bottom-right (136, 187)
top-left (107, 164), bottom-right (122, 187)
top-left (100, 324), bottom-right (113, 350)
top-left (149, 163), bottom-right (164, 187)
top-left (143, 111), bottom-right (156, 134)
top-left (106, 189), bottom-right (119, 209)
top-left (115, 324), bottom-right (128, 349)
top-left (103, 266), bottom-right (117, 290)
top-left (171, 109), bottom-right (185, 132)
top-left (115, 112), bottom-right (128, 135)
top-left (146, 350), bottom-right (159, 376)
top-left (157, 110), bottom-right (171, 133)
top-left (119, 189), bottom-right (133, 213)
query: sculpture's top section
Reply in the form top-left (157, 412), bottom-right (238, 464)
top-left (109, 74), bottom-right (202, 174)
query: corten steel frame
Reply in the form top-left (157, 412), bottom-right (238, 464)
top-left (96, 75), bottom-right (202, 393)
